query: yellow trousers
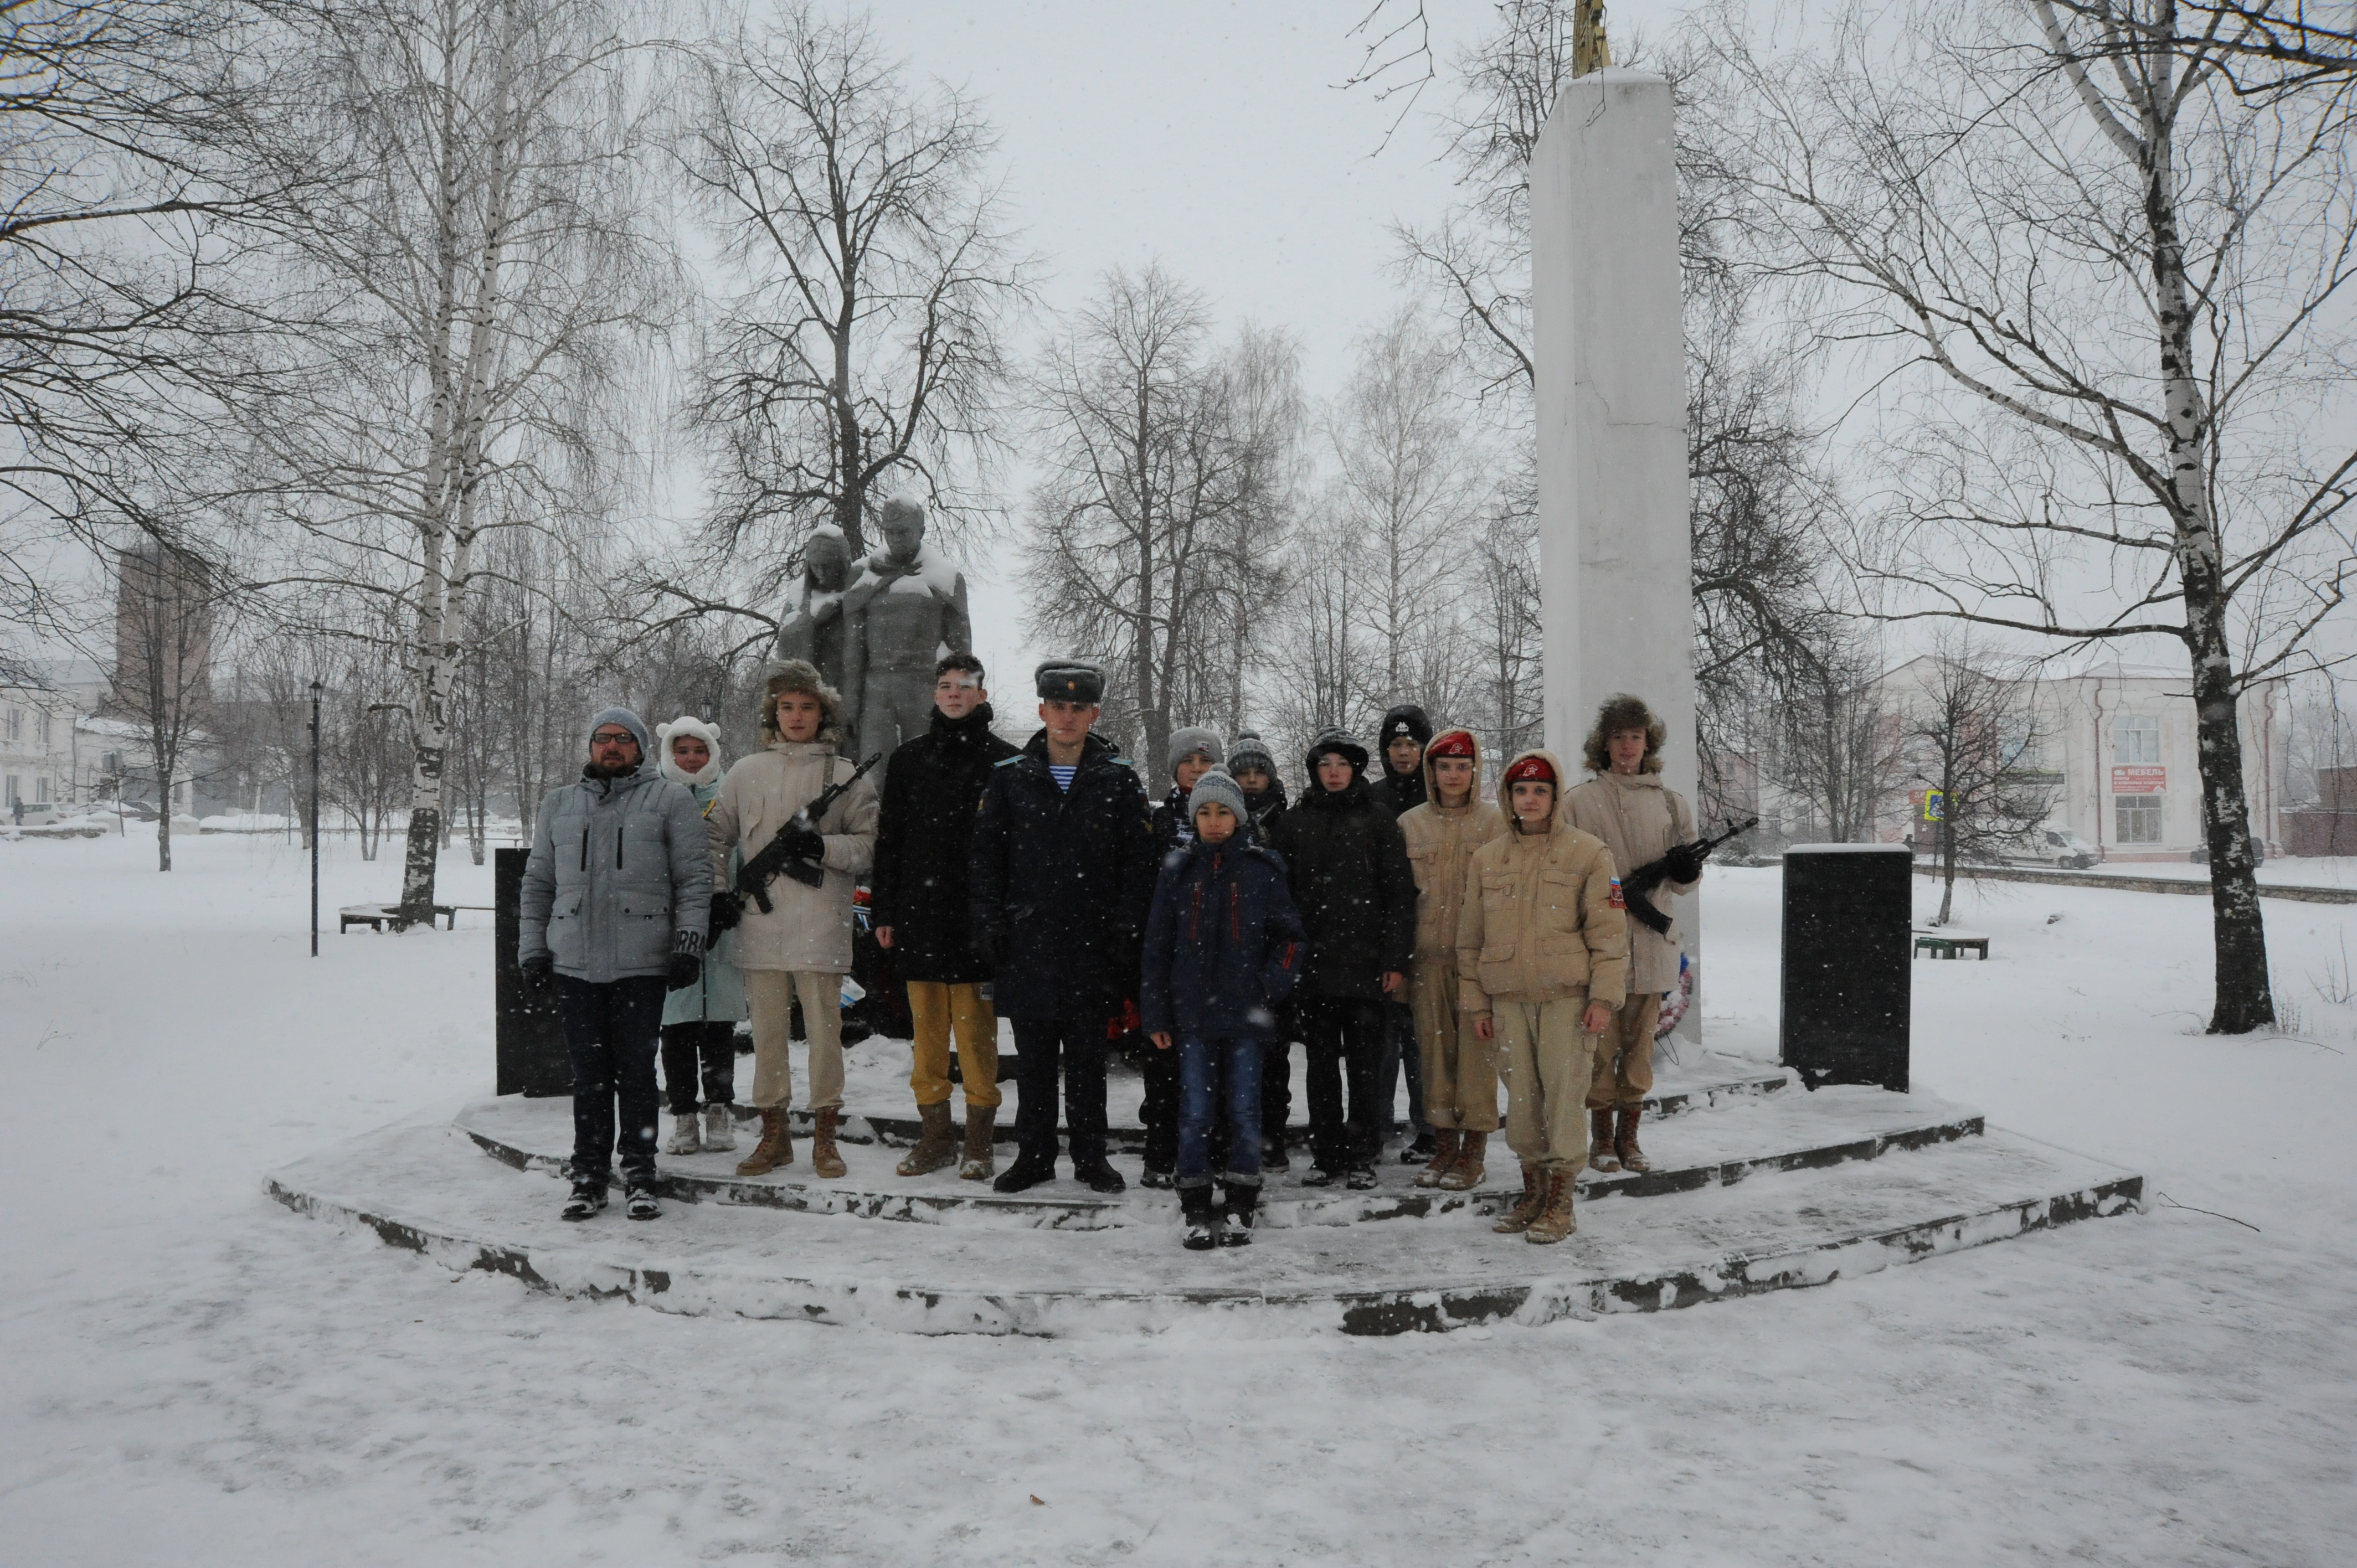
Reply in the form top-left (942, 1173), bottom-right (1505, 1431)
top-left (906, 980), bottom-right (1001, 1110)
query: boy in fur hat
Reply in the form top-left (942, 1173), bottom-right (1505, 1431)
top-left (1565, 694), bottom-right (1699, 1174)
top-left (706, 661), bottom-right (880, 1180)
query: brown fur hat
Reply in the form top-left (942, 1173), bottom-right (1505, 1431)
top-left (760, 658), bottom-right (845, 745)
top-left (1582, 693), bottom-right (1665, 775)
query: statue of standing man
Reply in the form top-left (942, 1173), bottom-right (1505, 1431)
top-left (771, 524), bottom-right (853, 696)
top-left (840, 496), bottom-right (972, 768)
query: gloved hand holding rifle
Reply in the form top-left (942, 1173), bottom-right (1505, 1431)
top-left (1620, 816), bottom-right (1758, 936)
top-left (735, 752), bottom-right (882, 914)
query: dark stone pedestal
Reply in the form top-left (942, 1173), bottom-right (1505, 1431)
top-left (1780, 844), bottom-right (1911, 1091)
top-left (495, 847), bottom-right (569, 1097)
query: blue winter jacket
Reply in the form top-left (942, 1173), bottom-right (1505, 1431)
top-left (1139, 831), bottom-right (1308, 1042)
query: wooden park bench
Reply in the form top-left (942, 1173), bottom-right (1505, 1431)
top-left (339, 902), bottom-right (493, 933)
top-left (1912, 929), bottom-right (1990, 961)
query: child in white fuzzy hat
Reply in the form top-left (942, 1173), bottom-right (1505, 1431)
top-left (655, 716), bottom-right (747, 1156)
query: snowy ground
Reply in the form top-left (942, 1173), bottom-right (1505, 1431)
top-left (3, 833), bottom-right (2354, 1565)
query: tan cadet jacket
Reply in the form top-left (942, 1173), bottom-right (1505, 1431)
top-left (1455, 748), bottom-right (1629, 1016)
top-left (1397, 733), bottom-right (1507, 961)
top-left (707, 740), bottom-right (879, 974)
top-left (1564, 769), bottom-right (1695, 996)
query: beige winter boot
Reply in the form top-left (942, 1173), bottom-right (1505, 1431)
top-left (1493, 1162), bottom-right (1546, 1234)
top-left (959, 1105), bottom-right (998, 1180)
top-left (896, 1101), bottom-right (959, 1177)
top-left (1524, 1168), bottom-right (1578, 1245)
top-left (1439, 1129), bottom-right (1487, 1192)
top-left (1615, 1105), bottom-right (1652, 1173)
top-left (811, 1107), bottom-right (848, 1179)
top-left (735, 1107), bottom-right (793, 1177)
top-left (1413, 1128), bottom-right (1462, 1189)
top-left (1588, 1108), bottom-right (1620, 1173)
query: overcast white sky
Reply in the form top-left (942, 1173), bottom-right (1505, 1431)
top-left (852, 0), bottom-right (1701, 685)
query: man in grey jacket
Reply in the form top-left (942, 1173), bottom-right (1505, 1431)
top-left (519, 706), bottom-right (714, 1221)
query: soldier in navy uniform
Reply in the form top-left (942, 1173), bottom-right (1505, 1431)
top-left (968, 659), bottom-right (1156, 1193)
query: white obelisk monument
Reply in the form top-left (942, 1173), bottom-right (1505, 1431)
top-left (1531, 70), bottom-right (1700, 1037)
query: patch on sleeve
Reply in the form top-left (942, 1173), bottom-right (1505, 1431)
top-left (1608, 878), bottom-right (1625, 909)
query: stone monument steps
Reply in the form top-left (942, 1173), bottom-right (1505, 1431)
top-left (453, 1085), bottom-right (1984, 1231)
top-left (266, 1115), bottom-right (2143, 1336)
top-left (811, 1060), bottom-right (1791, 1151)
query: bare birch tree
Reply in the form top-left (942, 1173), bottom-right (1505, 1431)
top-left (106, 540), bottom-right (222, 869)
top-left (1022, 266), bottom-right (1299, 790)
top-left (1896, 641), bottom-right (2060, 925)
top-left (676, 3), bottom-right (1032, 587)
top-left (1700, 0), bottom-right (2357, 1030)
top-left (244, 0), bottom-right (675, 925)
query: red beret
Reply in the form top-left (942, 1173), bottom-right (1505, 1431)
top-left (1425, 729), bottom-right (1476, 761)
top-left (1502, 754), bottom-right (1557, 787)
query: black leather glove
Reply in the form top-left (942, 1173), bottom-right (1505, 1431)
top-left (779, 822), bottom-right (825, 864)
top-left (707, 889), bottom-right (744, 936)
top-left (665, 929), bottom-right (706, 992)
top-left (520, 953), bottom-right (554, 990)
top-left (1663, 842), bottom-right (1706, 884)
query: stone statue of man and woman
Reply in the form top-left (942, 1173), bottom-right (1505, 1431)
top-left (769, 495), bottom-right (973, 770)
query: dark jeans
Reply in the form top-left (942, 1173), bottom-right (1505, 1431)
top-left (1375, 999), bottom-right (1429, 1141)
top-left (1179, 1036), bottom-right (1264, 1185)
top-left (1300, 997), bottom-right (1385, 1172)
top-left (1011, 1017), bottom-right (1110, 1167)
top-left (660, 1020), bottom-right (737, 1115)
top-left (554, 974), bottom-right (666, 1183)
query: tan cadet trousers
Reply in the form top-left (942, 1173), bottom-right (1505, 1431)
top-left (1410, 956), bottom-right (1500, 1132)
top-left (906, 980), bottom-right (1001, 1110)
top-left (1493, 996), bottom-right (1607, 1172)
top-left (1588, 991), bottom-right (1663, 1110)
top-left (745, 969), bottom-right (846, 1112)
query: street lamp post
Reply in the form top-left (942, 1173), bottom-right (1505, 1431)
top-left (310, 680), bottom-right (323, 957)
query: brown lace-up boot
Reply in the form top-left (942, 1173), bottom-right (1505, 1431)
top-left (1493, 1162), bottom-right (1546, 1234)
top-left (1439, 1129), bottom-right (1486, 1192)
top-left (1614, 1105), bottom-right (1651, 1173)
top-left (959, 1106), bottom-right (997, 1180)
top-left (896, 1101), bottom-right (959, 1177)
top-left (1588, 1108), bottom-right (1620, 1172)
top-left (735, 1107), bottom-right (792, 1177)
top-left (811, 1107), bottom-right (848, 1178)
top-left (1414, 1128), bottom-right (1462, 1189)
top-left (1524, 1167), bottom-right (1578, 1244)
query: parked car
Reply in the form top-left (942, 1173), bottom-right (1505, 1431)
top-left (2023, 822), bottom-right (2098, 869)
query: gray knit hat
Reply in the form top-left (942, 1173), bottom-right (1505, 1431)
top-left (1187, 767), bottom-right (1248, 833)
top-left (1227, 730), bottom-right (1276, 778)
top-left (1166, 724), bottom-right (1224, 774)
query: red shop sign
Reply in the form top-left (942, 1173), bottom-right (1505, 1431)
top-left (2112, 765), bottom-right (2165, 794)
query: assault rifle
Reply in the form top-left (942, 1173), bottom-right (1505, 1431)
top-left (1622, 816), bottom-right (1759, 936)
top-left (737, 752), bottom-right (882, 914)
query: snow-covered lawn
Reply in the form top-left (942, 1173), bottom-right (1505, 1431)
top-left (2, 834), bottom-right (2353, 1565)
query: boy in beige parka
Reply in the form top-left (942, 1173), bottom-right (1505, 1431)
top-left (1397, 728), bottom-right (1509, 1192)
top-left (1457, 749), bottom-right (1628, 1244)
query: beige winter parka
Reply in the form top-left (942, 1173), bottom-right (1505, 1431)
top-left (706, 739), bottom-right (879, 974)
top-left (1454, 748), bottom-right (1629, 1017)
top-left (1563, 768), bottom-right (1695, 995)
top-left (1397, 732), bottom-right (1507, 960)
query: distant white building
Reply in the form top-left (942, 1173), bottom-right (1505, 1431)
top-left (1869, 656), bottom-right (2288, 862)
top-left (1, 658), bottom-right (220, 819)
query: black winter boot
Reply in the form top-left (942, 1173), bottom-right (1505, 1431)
top-left (1218, 1181), bottom-right (1259, 1247)
top-left (1072, 1152), bottom-right (1127, 1195)
top-left (561, 1174), bottom-right (608, 1221)
top-left (1179, 1183), bottom-right (1221, 1250)
top-left (994, 1149), bottom-right (1058, 1194)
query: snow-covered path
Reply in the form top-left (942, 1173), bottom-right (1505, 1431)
top-left (3, 835), bottom-right (2353, 1565)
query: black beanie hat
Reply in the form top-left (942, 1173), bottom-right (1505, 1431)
top-left (1378, 704), bottom-right (1433, 750)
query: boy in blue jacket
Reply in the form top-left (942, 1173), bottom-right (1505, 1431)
top-left (1141, 767), bottom-right (1308, 1249)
